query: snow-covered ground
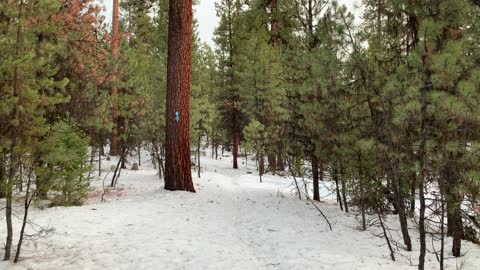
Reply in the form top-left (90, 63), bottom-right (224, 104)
top-left (1, 152), bottom-right (480, 270)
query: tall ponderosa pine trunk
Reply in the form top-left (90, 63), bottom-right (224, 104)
top-left (164, 0), bottom-right (195, 192)
top-left (110, 0), bottom-right (120, 156)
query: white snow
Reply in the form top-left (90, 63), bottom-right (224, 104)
top-left (1, 152), bottom-right (480, 270)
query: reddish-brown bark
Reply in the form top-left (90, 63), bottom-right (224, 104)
top-left (110, 0), bottom-right (120, 156)
top-left (271, 0), bottom-right (279, 45)
top-left (164, 0), bottom-right (195, 192)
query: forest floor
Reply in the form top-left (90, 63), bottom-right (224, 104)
top-left (1, 152), bottom-right (480, 270)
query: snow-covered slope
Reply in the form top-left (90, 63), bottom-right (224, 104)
top-left (1, 154), bottom-right (479, 270)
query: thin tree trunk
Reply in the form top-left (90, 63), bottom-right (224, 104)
top-left (377, 208), bottom-right (395, 261)
top-left (287, 156), bottom-right (302, 200)
top-left (0, 157), bottom-right (4, 199)
top-left (245, 150), bottom-right (248, 168)
top-left (357, 152), bottom-right (366, 230)
top-left (98, 144), bottom-right (102, 177)
top-left (211, 140), bottom-right (214, 159)
top-left (410, 171), bottom-right (416, 217)
top-left (387, 161), bottom-right (412, 251)
top-left (311, 154), bottom-right (319, 201)
top-left (333, 167), bottom-right (343, 211)
top-left (417, 56), bottom-right (430, 270)
top-left (197, 133), bottom-right (201, 178)
top-left (14, 166), bottom-right (35, 263)
top-left (233, 132), bottom-right (239, 169)
top-left (340, 166), bottom-right (349, 213)
top-left (152, 141), bottom-right (163, 179)
top-left (87, 147), bottom-right (95, 181)
top-left (100, 140), bottom-right (105, 156)
top-left (138, 146), bottom-right (141, 167)
top-left (440, 194), bottom-right (445, 270)
top-left (5, 151), bottom-right (15, 262)
top-left (259, 153), bottom-right (264, 183)
top-left (111, 148), bottom-right (125, 187)
top-left (164, 0), bottom-right (195, 192)
top-left (4, 179), bottom-right (13, 261)
top-left (5, 0), bottom-right (24, 260)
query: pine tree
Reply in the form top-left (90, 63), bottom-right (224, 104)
top-left (110, 0), bottom-right (120, 156)
top-left (0, 0), bottom-right (69, 260)
top-left (164, 0), bottom-right (195, 192)
top-left (214, 0), bottom-right (245, 169)
top-left (191, 44), bottom-right (218, 178)
top-left (243, 119), bottom-right (267, 181)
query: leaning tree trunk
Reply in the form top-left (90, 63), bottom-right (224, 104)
top-left (164, 0), bottom-right (195, 192)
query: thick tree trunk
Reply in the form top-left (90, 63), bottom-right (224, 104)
top-left (443, 158), bottom-right (463, 257)
top-left (267, 153), bottom-right (276, 174)
top-left (311, 154), bottom-right (319, 201)
top-left (164, 0), bottom-right (195, 192)
top-left (110, 0), bottom-right (120, 156)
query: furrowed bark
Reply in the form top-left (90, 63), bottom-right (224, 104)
top-left (164, 0), bottom-right (195, 192)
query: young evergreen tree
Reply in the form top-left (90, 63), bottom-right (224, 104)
top-left (0, 0), bottom-right (69, 260)
top-left (236, 1), bottom-right (286, 176)
top-left (214, 0), bottom-right (246, 169)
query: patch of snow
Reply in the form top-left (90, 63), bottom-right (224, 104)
top-left (1, 151), bottom-right (479, 269)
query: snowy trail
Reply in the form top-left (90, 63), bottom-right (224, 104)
top-left (1, 154), bottom-right (480, 270)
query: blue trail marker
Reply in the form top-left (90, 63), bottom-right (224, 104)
top-left (175, 111), bottom-right (180, 122)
